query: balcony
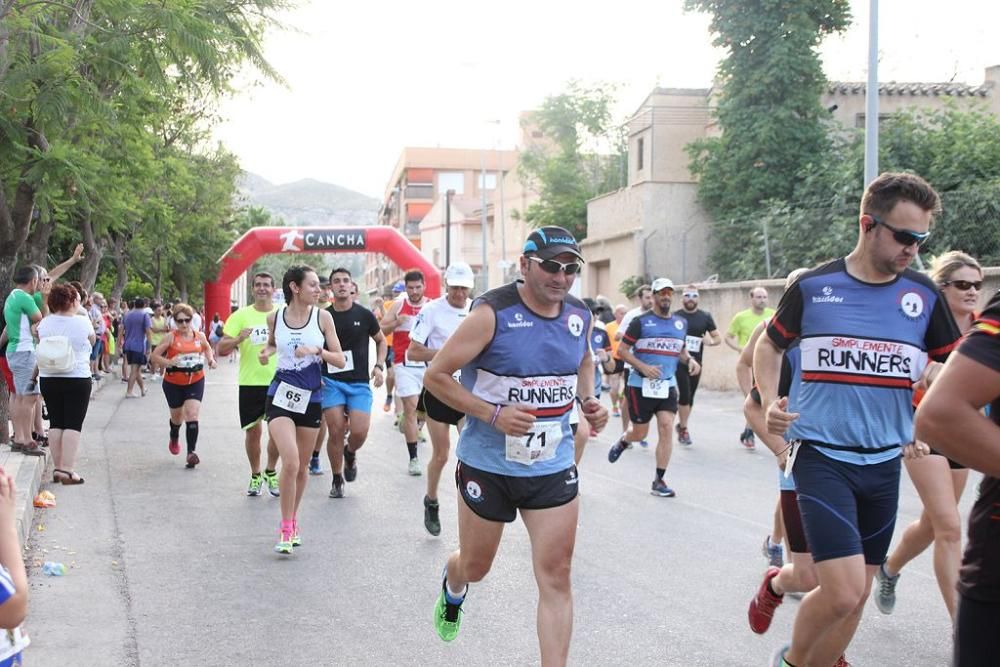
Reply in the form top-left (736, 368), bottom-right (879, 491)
top-left (405, 184), bottom-right (434, 200)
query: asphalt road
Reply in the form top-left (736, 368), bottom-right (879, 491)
top-left (23, 361), bottom-right (964, 666)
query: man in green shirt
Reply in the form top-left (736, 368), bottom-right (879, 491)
top-left (726, 286), bottom-right (775, 449)
top-left (219, 272), bottom-right (280, 497)
top-left (2, 266), bottom-right (45, 454)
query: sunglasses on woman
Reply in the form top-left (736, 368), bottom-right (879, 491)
top-left (527, 256), bottom-right (582, 275)
top-left (868, 215), bottom-right (931, 248)
top-left (940, 280), bottom-right (982, 291)
top-left (175, 317), bottom-right (192, 324)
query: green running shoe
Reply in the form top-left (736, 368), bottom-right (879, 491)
top-left (434, 573), bottom-right (464, 642)
top-left (262, 469), bottom-right (280, 497)
top-left (274, 531), bottom-right (293, 555)
top-left (291, 522), bottom-right (302, 547)
top-left (247, 474), bottom-right (264, 497)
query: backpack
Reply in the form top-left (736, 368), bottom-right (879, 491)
top-left (36, 335), bottom-right (76, 373)
top-left (214, 323), bottom-right (224, 337)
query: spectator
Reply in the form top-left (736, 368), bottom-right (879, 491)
top-left (208, 312), bottom-right (223, 357)
top-left (2, 266), bottom-right (46, 455)
top-left (37, 284), bottom-right (95, 484)
top-left (88, 291), bottom-right (107, 381)
top-left (121, 298), bottom-right (152, 398)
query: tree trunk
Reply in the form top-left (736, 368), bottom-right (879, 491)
top-left (78, 211), bottom-right (102, 290)
top-left (24, 209), bottom-right (56, 266)
top-left (172, 263), bottom-right (189, 303)
top-left (110, 233), bottom-right (129, 300)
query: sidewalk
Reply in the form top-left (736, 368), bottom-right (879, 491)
top-left (6, 374), bottom-right (110, 545)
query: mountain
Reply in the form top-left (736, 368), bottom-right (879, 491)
top-left (237, 173), bottom-right (379, 228)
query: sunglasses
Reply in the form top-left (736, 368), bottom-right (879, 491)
top-left (868, 215), bottom-right (931, 247)
top-left (175, 318), bottom-right (192, 324)
top-left (940, 280), bottom-right (982, 291)
top-left (527, 256), bottom-right (582, 275)
top-left (683, 292), bottom-right (699, 299)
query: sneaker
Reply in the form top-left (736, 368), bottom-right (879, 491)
top-left (329, 475), bottom-right (345, 498)
top-left (434, 571), bottom-right (464, 642)
top-left (741, 428), bottom-right (756, 450)
top-left (873, 562), bottom-right (899, 614)
top-left (291, 521), bottom-right (302, 547)
top-left (168, 437), bottom-right (180, 456)
top-left (638, 440), bottom-right (649, 448)
top-left (395, 413), bottom-right (405, 434)
top-left (769, 644), bottom-right (791, 667)
top-left (612, 408), bottom-right (621, 418)
top-left (247, 474), bottom-right (264, 497)
top-left (308, 456), bottom-right (323, 475)
top-left (424, 495), bottom-right (441, 536)
top-left (408, 458), bottom-right (422, 476)
top-left (274, 530), bottom-right (293, 555)
top-left (749, 566), bottom-right (784, 634)
top-left (185, 452), bottom-right (200, 468)
top-left (833, 656), bottom-right (851, 667)
top-left (344, 447), bottom-right (358, 482)
top-left (762, 536), bottom-right (785, 569)
top-left (262, 469), bottom-right (280, 497)
top-left (676, 424), bottom-right (692, 446)
top-left (608, 440), bottom-right (628, 463)
top-left (650, 479), bottom-right (675, 497)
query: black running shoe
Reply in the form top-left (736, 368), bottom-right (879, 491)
top-left (424, 495), bottom-right (441, 536)
top-left (344, 447), bottom-right (358, 482)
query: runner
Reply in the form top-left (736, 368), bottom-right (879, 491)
top-left (615, 285), bottom-right (653, 438)
top-left (425, 226), bottom-right (607, 663)
top-left (573, 299), bottom-right (615, 463)
top-left (320, 267), bottom-right (387, 499)
top-left (149, 302), bottom-right (170, 380)
top-left (914, 290), bottom-right (1000, 665)
top-left (406, 262), bottom-right (474, 535)
top-left (150, 303), bottom-right (216, 468)
top-left (757, 173), bottom-right (960, 667)
top-left (874, 251), bottom-right (983, 619)
top-left (218, 272), bottom-right (281, 497)
top-left (381, 281), bottom-right (405, 413)
top-left (121, 298), bottom-right (152, 398)
top-left (308, 277), bottom-right (334, 476)
top-left (674, 284), bottom-right (721, 445)
top-left (260, 265), bottom-right (345, 554)
top-left (728, 286), bottom-right (775, 449)
top-left (605, 304), bottom-right (627, 419)
top-left (607, 278), bottom-right (700, 496)
top-left (380, 270), bottom-right (429, 475)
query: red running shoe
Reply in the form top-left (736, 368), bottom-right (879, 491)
top-left (833, 656), bottom-right (851, 667)
top-left (168, 438), bottom-right (180, 456)
top-left (748, 566), bottom-right (784, 634)
top-left (185, 452), bottom-right (200, 468)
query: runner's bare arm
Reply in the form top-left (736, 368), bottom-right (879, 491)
top-left (753, 332), bottom-right (797, 436)
top-left (578, 321), bottom-right (608, 432)
top-left (198, 332), bottom-right (217, 368)
top-left (706, 328), bottom-right (722, 346)
top-left (407, 339), bottom-right (434, 363)
top-left (679, 347), bottom-right (701, 377)
top-left (736, 322), bottom-right (766, 396)
top-left (259, 312), bottom-right (277, 365)
top-left (217, 328), bottom-right (248, 356)
top-left (616, 341), bottom-right (661, 379)
top-left (150, 333), bottom-right (174, 369)
top-left (313, 309), bottom-right (345, 369)
top-left (425, 303), bottom-right (535, 436)
top-left (379, 300), bottom-right (402, 334)
top-left (916, 352), bottom-right (1000, 476)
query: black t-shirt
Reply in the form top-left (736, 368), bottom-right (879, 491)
top-left (674, 309), bottom-right (717, 361)
top-left (954, 289), bottom-right (1000, 602)
top-left (0, 309), bottom-right (6, 355)
top-left (323, 303), bottom-right (380, 383)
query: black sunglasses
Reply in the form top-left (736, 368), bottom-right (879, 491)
top-left (940, 280), bottom-right (982, 291)
top-left (527, 256), bottom-right (582, 275)
top-left (174, 317), bottom-right (192, 324)
top-left (868, 215), bottom-right (931, 247)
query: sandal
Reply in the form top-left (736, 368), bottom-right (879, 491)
top-left (21, 441), bottom-right (44, 457)
top-left (53, 469), bottom-right (69, 483)
top-left (10, 442), bottom-right (23, 452)
top-left (60, 470), bottom-right (85, 485)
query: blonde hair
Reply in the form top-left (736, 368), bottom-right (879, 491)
top-left (172, 303), bottom-right (195, 319)
top-left (928, 251), bottom-right (981, 285)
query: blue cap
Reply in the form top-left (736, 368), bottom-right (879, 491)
top-left (392, 281), bottom-right (405, 293)
top-left (522, 226), bottom-right (583, 261)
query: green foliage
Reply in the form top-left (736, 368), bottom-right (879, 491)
top-left (518, 81), bottom-right (626, 240)
top-left (683, 0), bottom-right (851, 278)
top-left (618, 275), bottom-right (650, 300)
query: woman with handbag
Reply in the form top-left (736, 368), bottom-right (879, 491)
top-left (36, 284), bottom-right (96, 484)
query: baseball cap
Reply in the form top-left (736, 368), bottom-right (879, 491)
top-left (444, 262), bottom-right (475, 289)
top-left (522, 226), bottom-right (584, 261)
top-left (651, 278), bottom-right (675, 293)
top-left (391, 281), bottom-right (405, 293)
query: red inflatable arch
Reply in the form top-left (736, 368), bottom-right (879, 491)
top-left (204, 226), bottom-right (441, 324)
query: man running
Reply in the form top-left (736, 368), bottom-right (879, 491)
top-left (674, 285), bottom-right (720, 445)
top-left (604, 304), bottom-right (627, 419)
top-left (320, 267), bottom-right (387, 499)
top-left (614, 285), bottom-right (653, 436)
top-left (307, 276), bottom-right (334, 475)
top-left (380, 270), bottom-right (429, 475)
top-left (607, 278), bottom-right (700, 497)
top-left (407, 262), bottom-right (474, 536)
top-left (381, 281), bottom-right (405, 413)
top-left (218, 272), bottom-right (281, 498)
top-left (756, 172), bottom-right (960, 667)
top-left (425, 226), bottom-right (607, 664)
top-left (728, 286), bottom-right (775, 449)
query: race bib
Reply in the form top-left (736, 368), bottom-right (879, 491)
top-left (505, 420), bottom-right (563, 466)
top-left (642, 376), bottom-right (671, 399)
top-left (272, 381), bottom-right (312, 414)
top-left (249, 327), bottom-right (269, 345)
top-left (685, 335), bottom-right (703, 354)
top-left (328, 350), bottom-right (354, 374)
top-left (173, 352), bottom-right (203, 369)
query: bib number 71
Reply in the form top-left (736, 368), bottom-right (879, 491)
top-left (505, 421), bottom-right (563, 466)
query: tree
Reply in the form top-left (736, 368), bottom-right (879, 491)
top-left (684, 0), bottom-right (852, 278)
top-left (517, 81), bottom-right (626, 240)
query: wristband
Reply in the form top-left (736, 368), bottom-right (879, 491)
top-left (374, 363), bottom-right (384, 370)
top-left (489, 403), bottom-right (503, 427)
top-left (776, 444), bottom-right (792, 457)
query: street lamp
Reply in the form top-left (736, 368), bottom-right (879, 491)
top-left (445, 189), bottom-right (454, 267)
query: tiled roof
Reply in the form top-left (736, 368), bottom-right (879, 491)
top-left (827, 81), bottom-right (992, 97)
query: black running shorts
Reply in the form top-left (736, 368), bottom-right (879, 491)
top-left (418, 388), bottom-right (463, 426)
top-left (625, 384), bottom-right (678, 425)
top-left (239, 385), bottom-right (269, 430)
top-left (265, 396), bottom-right (323, 429)
top-left (455, 461), bottom-right (579, 523)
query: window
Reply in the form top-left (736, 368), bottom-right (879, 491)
top-left (477, 173), bottom-right (497, 190)
top-left (438, 172), bottom-right (464, 195)
top-left (637, 138), bottom-right (644, 171)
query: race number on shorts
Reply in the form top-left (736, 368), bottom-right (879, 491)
top-left (505, 420), bottom-right (563, 466)
top-left (642, 377), bottom-right (671, 399)
top-left (272, 381), bottom-right (312, 414)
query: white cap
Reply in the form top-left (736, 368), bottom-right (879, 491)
top-left (651, 277), bottom-right (675, 293)
top-left (444, 262), bottom-right (475, 289)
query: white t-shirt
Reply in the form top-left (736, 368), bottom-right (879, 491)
top-left (409, 297), bottom-right (470, 351)
top-left (617, 306), bottom-right (647, 370)
top-left (36, 313), bottom-right (94, 378)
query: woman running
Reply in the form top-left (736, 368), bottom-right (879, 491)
top-left (260, 266), bottom-right (345, 554)
top-left (151, 303), bottom-right (216, 469)
top-left (875, 251), bottom-right (983, 620)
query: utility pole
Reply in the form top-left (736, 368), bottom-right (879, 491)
top-left (864, 0), bottom-right (879, 186)
top-left (445, 189), bottom-right (453, 267)
top-left (480, 149), bottom-right (488, 290)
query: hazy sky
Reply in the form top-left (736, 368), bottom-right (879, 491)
top-left (213, 0), bottom-right (999, 199)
